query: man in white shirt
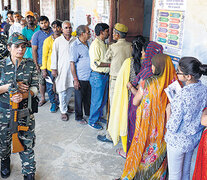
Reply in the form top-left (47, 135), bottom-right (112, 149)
top-left (51, 21), bottom-right (76, 121)
top-left (9, 12), bottom-right (22, 36)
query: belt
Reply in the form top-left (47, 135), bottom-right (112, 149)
top-left (92, 71), bottom-right (109, 76)
top-left (0, 101), bottom-right (10, 109)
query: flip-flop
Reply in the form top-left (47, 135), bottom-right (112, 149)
top-left (116, 148), bottom-right (126, 159)
top-left (38, 100), bottom-right (47, 107)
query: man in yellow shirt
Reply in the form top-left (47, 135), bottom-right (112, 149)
top-left (41, 20), bottom-right (62, 112)
top-left (88, 23), bottom-right (110, 130)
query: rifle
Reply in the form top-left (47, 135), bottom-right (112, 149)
top-left (9, 60), bottom-right (29, 153)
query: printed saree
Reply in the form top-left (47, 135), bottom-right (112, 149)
top-left (122, 55), bottom-right (177, 180)
top-left (193, 128), bottom-right (207, 180)
top-left (127, 42), bottom-right (164, 152)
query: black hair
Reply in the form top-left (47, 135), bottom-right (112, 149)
top-left (13, 12), bottom-right (20, 16)
top-left (94, 23), bottom-right (109, 36)
top-left (51, 20), bottom-right (62, 28)
top-left (38, 16), bottom-right (49, 22)
top-left (179, 57), bottom-right (207, 80)
top-left (76, 25), bottom-right (86, 36)
top-left (7, 11), bottom-right (14, 16)
top-left (132, 35), bottom-right (147, 75)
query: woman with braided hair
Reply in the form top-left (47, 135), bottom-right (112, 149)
top-left (107, 35), bottom-right (147, 158)
top-left (126, 41), bottom-right (163, 153)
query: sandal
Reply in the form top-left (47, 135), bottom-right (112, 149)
top-left (116, 148), bottom-right (126, 159)
top-left (38, 100), bottom-right (47, 107)
top-left (75, 118), bottom-right (87, 125)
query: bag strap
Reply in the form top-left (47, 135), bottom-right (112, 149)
top-left (26, 90), bottom-right (32, 126)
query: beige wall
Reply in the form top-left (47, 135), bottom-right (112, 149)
top-left (21, 0), bottom-right (30, 17)
top-left (10, 0), bottom-right (17, 12)
top-left (70, 0), bottom-right (110, 41)
top-left (40, 0), bottom-right (55, 22)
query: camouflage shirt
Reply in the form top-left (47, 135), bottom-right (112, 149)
top-left (0, 57), bottom-right (39, 104)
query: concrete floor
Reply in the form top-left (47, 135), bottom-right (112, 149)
top-left (5, 96), bottom-right (199, 180)
top-left (7, 97), bottom-right (125, 180)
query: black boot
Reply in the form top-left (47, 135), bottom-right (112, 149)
top-left (1, 157), bottom-right (11, 178)
top-left (23, 173), bottom-right (35, 180)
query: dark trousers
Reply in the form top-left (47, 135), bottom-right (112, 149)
top-left (75, 80), bottom-right (91, 120)
top-left (46, 70), bottom-right (58, 104)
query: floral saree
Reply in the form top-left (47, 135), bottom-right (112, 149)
top-left (122, 55), bottom-right (177, 180)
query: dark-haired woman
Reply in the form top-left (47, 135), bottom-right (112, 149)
top-left (165, 57), bottom-right (207, 180)
top-left (122, 54), bottom-right (177, 179)
top-left (126, 41), bottom-right (163, 152)
top-left (107, 36), bottom-right (146, 156)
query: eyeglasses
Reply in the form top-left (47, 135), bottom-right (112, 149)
top-left (176, 70), bottom-right (186, 75)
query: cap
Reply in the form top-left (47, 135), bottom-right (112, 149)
top-left (114, 23), bottom-right (128, 33)
top-left (8, 32), bottom-right (27, 45)
top-left (25, 11), bottom-right (34, 17)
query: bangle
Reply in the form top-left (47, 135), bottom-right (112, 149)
top-left (74, 77), bottom-right (78, 81)
top-left (203, 107), bottom-right (207, 111)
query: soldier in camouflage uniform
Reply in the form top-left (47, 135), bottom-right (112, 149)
top-left (0, 32), bottom-right (38, 180)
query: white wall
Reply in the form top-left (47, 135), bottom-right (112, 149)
top-left (70, 0), bottom-right (110, 41)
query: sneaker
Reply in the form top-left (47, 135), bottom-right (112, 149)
top-left (97, 135), bottom-right (113, 143)
top-left (50, 103), bottom-right (58, 113)
top-left (61, 113), bottom-right (69, 121)
top-left (88, 122), bottom-right (103, 130)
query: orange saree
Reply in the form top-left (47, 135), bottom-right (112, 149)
top-left (121, 55), bottom-right (177, 180)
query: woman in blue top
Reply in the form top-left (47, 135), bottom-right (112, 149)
top-left (165, 57), bottom-right (207, 180)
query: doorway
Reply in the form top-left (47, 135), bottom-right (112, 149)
top-left (30, 0), bottom-right (40, 15)
top-left (56, 0), bottom-right (70, 21)
top-left (110, 0), bottom-right (152, 42)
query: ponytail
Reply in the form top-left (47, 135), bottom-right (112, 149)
top-left (179, 57), bottom-right (207, 80)
top-left (199, 64), bottom-right (207, 76)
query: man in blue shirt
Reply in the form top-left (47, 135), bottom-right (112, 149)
top-left (1, 6), bottom-right (8, 22)
top-left (70, 25), bottom-right (91, 124)
top-left (32, 16), bottom-right (54, 110)
top-left (22, 11), bottom-right (40, 59)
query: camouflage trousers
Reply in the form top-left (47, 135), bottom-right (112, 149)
top-left (0, 107), bottom-right (36, 175)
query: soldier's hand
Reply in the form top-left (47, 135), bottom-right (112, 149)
top-left (11, 93), bottom-right (23, 103)
top-left (17, 82), bottom-right (29, 93)
top-left (42, 69), bottom-right (47, 79)
top-left (74, 80), bottom-right (80, 90)
top-left (52, 70), bottom-right (58, 77)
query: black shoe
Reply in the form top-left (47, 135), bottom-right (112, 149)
top-left (1, 157), bottom-right (10, 179)
top-left (97, 135), bottom-right (113, 143)
top-left (24, 173), bottom-right (35, 180)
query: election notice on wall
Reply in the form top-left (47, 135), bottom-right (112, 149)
top-left (153, 0), bottom-right (186, 66)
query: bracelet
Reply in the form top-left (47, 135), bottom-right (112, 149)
top-left (203, 107), bottom-right (207, 111)
top-left (74, 77), bottom-right (78, 81)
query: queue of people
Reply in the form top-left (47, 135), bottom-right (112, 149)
top-left (0, 7), bottom-right (207, 180)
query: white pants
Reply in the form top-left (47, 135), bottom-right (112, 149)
top-left (167, 144), bottom-right (194, 180)
top-left (59, 87), bottom-right (74, 114)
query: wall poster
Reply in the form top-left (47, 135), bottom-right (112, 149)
top-left (153, 0), bottom-right (186, 66)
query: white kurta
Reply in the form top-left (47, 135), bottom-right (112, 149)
top-left (51, 35), bottom-right (76, 93)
